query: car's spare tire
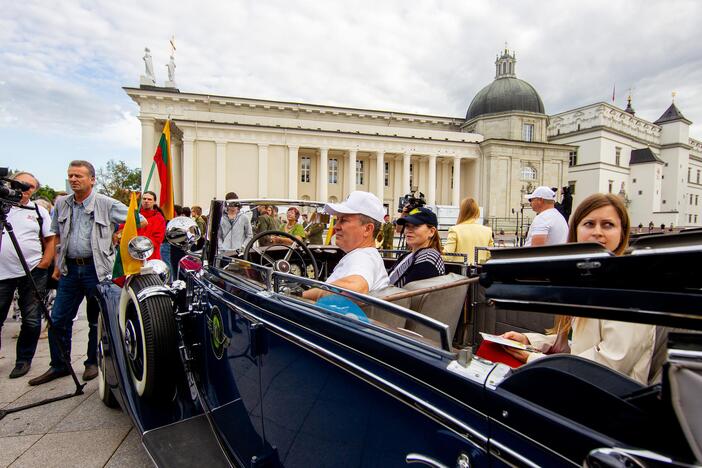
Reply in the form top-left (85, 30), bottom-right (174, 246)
top-left (118, 273), bottom-right (178, 399)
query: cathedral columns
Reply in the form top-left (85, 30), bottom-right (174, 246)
top-left (288, 145), bottom-right (299, 199)
top-left (452, 156), bottom-right (462, 206)
top-left (215, 141), bottom-right (227, 199)
top-left (257, 144), bottom-right (268, 198)
top-left (318, 147), bottom-right (328, 202)
top-left (402, 152), bottom-right (411, 193)
top-left (182, 136), bottom-right (195, 206)
top-left (375, 151), bottom-right (385, 202)
top-left (427, 154), bottom-right (437, 205)
top-left (140, 117), bottom-right (155, 192)
top-left (347, 149), bottom-right (357, 195)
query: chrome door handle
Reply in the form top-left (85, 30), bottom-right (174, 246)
top-left (406, 453), bottom-right (449, 468)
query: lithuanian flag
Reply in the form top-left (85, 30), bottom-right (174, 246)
top-left (154, 120), bottom-right (174, 220)
top-left (112, 192), bottom-right (143, 285)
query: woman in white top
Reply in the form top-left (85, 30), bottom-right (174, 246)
top-left (501, 193), bottom-right (657, 385)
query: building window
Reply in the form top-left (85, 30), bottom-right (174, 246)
top-left (522, 124), bottom-right (534, 142)
top-left (697, 170), bottom-right (701, 184)
top-left (384, 162), bottom-right (390, 187)
top-left (638, 190), bottom-right (643, 195)
top-left (409, 163), bottom-right (414, 188)
top-left (300, 157), bottom-right (311, 183)
top-left (520, 164), bottom-right (537, 181)
top-left (608, 180), bottom-right (613, 193)
top-left (568, 180), bottom-right (576, 195)
top-left (568, 150), bottom-right (578, 167)
top-left (696, 195), bottom-right (699, 205)
top-left (615, 147), bottom-right (621, 166)
top-left (690, 194), bottom-right (694, 204)
top-left (632, 178), bottom-right (637, 183)
top-left (356, 160), bottom-right (364, 185)
top-left (450, 165), bottom-right (453, 189)
top-left (688, 167), bottom-right (692, 182)
top-left (328, 158), bottom-right (338, 184)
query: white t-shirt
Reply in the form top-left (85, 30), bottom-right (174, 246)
top-left (0, 202), bottom-right (55, 280)
top-left (525, 207), bottom-right (569, 246)
top-left (326, 247), bottom-right (390, 292)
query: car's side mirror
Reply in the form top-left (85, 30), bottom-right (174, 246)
top-left (166, 217), bottom-right (201, 251)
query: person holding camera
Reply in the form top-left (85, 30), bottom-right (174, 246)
top-left (29, 160), bottom-right (146, 386)
top-left (0, 172), bottom-right (56, 379)
top-left (218, 193), bottom-right (252, 252)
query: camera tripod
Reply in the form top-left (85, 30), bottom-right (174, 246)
top-left (0, 203), bottom-right (85, 421)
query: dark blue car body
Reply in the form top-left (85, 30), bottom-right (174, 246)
top-left (96, 201), bottom-right (702, 468)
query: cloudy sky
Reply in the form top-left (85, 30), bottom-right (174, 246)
top-left (2, 0), bottom-right (701, 189)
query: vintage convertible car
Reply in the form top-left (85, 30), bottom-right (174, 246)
top-left (95, 199), bottom-right (702, 468)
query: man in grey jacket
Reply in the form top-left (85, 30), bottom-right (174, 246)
top-left (29, 160), bottom-right (146, 386)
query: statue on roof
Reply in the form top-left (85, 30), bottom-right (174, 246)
top-left (165, 55), bottom-right (177, 88)
top-left (140, 47), bottom-right (156, 87)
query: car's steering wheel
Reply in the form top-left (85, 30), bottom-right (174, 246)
top-left (243, 230), bottom-right (320, 280)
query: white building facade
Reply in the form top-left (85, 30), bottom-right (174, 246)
top-left (125, 48), bottom-right (571, 221)
top-left (548, 100), bottom-right (702, 227)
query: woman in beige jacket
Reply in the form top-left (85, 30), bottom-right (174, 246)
top-left (443, 197), bottom-right (494, 264)
top-left (501, 193), bottom-right (657, 385)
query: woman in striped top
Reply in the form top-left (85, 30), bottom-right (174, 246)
top-left (388, 207), bottom-right (445, 288)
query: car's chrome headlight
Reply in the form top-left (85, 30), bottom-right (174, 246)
top-left (166, 217), bottom-right (201, 249)
top-left (145, 259), bottom-right (170, 283)
top-left (128, 236), bottom-right (154, 261)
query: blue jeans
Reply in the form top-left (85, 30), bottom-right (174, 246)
top-left (0, 267), bottom-right (47, 364)
top-left (48, 263), bottom-right (99, 371)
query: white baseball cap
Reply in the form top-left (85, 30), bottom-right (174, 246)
top-left (525, 186), bottom-right (556, 201)
top-left (324, 191), bottom-right (385, 223)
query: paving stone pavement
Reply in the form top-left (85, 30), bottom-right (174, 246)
top-left (0, 300), bottom-right (155, 468)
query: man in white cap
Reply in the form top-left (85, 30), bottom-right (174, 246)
top-left (303, 191), bottom-right (389, 300)
top-left (524, 186), bottom-right (569, 247)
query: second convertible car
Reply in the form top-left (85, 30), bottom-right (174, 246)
top-left (95, 199), bottom-right (702, 467)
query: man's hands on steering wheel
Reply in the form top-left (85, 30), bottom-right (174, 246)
top-left (243, 230), bottom-right (320, 280)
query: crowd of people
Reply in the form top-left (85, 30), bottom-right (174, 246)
top-left (0, 170), bottom-right (659, 387)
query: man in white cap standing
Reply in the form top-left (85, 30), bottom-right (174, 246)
top-left (303, 191), bottom-right (389, 300)
top-left (524, 186), bottom-right (569, 247)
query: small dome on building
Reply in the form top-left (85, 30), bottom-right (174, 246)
top-left (466, 49), bottom-right (545, 121)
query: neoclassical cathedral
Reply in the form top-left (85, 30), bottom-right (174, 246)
top-left (126, 48), bottom-right (701, 227)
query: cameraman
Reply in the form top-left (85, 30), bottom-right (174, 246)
top-left (0, 172), bottom-right (55, 379)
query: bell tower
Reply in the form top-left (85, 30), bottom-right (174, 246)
top-left (495, 46), bottom-right (517, 79)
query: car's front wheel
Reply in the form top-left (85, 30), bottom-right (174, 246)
top-left (118, 274), bottom-right (178, 399)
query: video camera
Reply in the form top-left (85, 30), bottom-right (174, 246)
top-left (397, 190), bottom-right (426, 213)
top-left (0, 167), bottom-right (30, 205)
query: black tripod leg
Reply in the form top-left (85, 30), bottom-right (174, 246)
top-left (0, 217), bottom-right (85, 422)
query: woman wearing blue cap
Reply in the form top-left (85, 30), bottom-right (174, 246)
top-left (388, 207), bottom-right (445, 287)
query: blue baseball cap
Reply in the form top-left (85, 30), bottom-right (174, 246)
top-left (396, 207), bottom-right (438, 227)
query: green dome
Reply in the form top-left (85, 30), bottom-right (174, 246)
top-left (466, 77), bottom-right (545, 121)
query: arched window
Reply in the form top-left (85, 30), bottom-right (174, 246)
top-left (520, 165), bottom-right (537, 181)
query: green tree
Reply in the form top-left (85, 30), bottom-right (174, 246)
top-left (33, 185), bottom-right (57, 202)
top-left (97, 160), bottom-right (141, 205)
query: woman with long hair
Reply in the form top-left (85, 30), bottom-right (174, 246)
top-left (501, 193), bottom-right (657, 384)
top-left (388, 207), bottom-right (445, 287)
top-left (443, 197), bottom-right (493, 264)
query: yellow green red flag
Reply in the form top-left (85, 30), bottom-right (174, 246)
top-left (112, 192), bottom-right (143, 282)
top-left (153, 120), bottom-right (174, 220)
